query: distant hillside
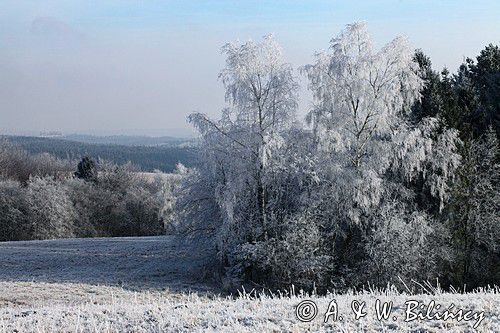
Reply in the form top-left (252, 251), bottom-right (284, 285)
top-left (61, 134), bottom-right (191, 147)
top-left (2, 136), bottom-right (198, 173)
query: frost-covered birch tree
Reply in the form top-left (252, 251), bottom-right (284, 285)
top-left (300, 22), bottom-right (461, 286)
top-left (178, 24), bottom-right (464, 291)
top-left (180, 35), bottom-right (299, 269)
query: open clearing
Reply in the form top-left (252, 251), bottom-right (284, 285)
top-left (0, 236), bottom-right (215, 291)
top-left (0, 236), bottom-right (498, 332)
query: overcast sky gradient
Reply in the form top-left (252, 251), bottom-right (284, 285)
top-left (1, 0), bottom-right (499, 137)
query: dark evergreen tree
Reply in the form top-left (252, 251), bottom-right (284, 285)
top-left (470, 44), bottom-right (500, 137)
top-left (412, 50), bottom-right (443, 122)
top-left (75, 156), bottom-right (97, 182)
top-left (452, 59), bottom-right (481, 140)
top-left (452, 44), bottom-right (499, 139)
top-left (412, 47), bottom-right (500, 289)
top-left (411, 51), bottom-right (461, 132)
top-left (414, 45), bottom-right (499, 141)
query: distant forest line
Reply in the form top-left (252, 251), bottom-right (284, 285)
top-left (1, 136), bottom-right (198, 173)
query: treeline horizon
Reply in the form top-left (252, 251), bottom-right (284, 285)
top-left (1, 135), bottom-right (198, 173)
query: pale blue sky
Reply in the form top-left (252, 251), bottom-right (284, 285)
top-left (1, 1), bottom-right (499, 136)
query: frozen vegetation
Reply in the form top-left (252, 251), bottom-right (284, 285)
top-left (0, 22), bottom-right (498, 332)
top-left (177, 22), bottom-right (499, 292)
top-left (0, 236), bottom-right (214, 290)
top-left (0, 236), bottom-right (498, 332)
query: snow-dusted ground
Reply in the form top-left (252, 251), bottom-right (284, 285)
top-left (0, 236), bottom-right (498, 332)
top-left (0, 236), bottom-right (216, 290)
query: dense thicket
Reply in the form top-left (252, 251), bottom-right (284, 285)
top-left (2, 136), bottom-right (198, 173)
top-left (412, 44), bottom-right (500, 289)
top-left (176, 23), bottom-right (499, 292)
top-left (0, 143), bottom-right (181, 241)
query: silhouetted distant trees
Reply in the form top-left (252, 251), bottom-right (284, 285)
top-left (2, 136), bottom-right (198, 173)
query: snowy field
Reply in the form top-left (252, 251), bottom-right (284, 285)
top-left (0, 236), bottom-right (215, 291)
top-left (0, 236), bottom-right (498, 332)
